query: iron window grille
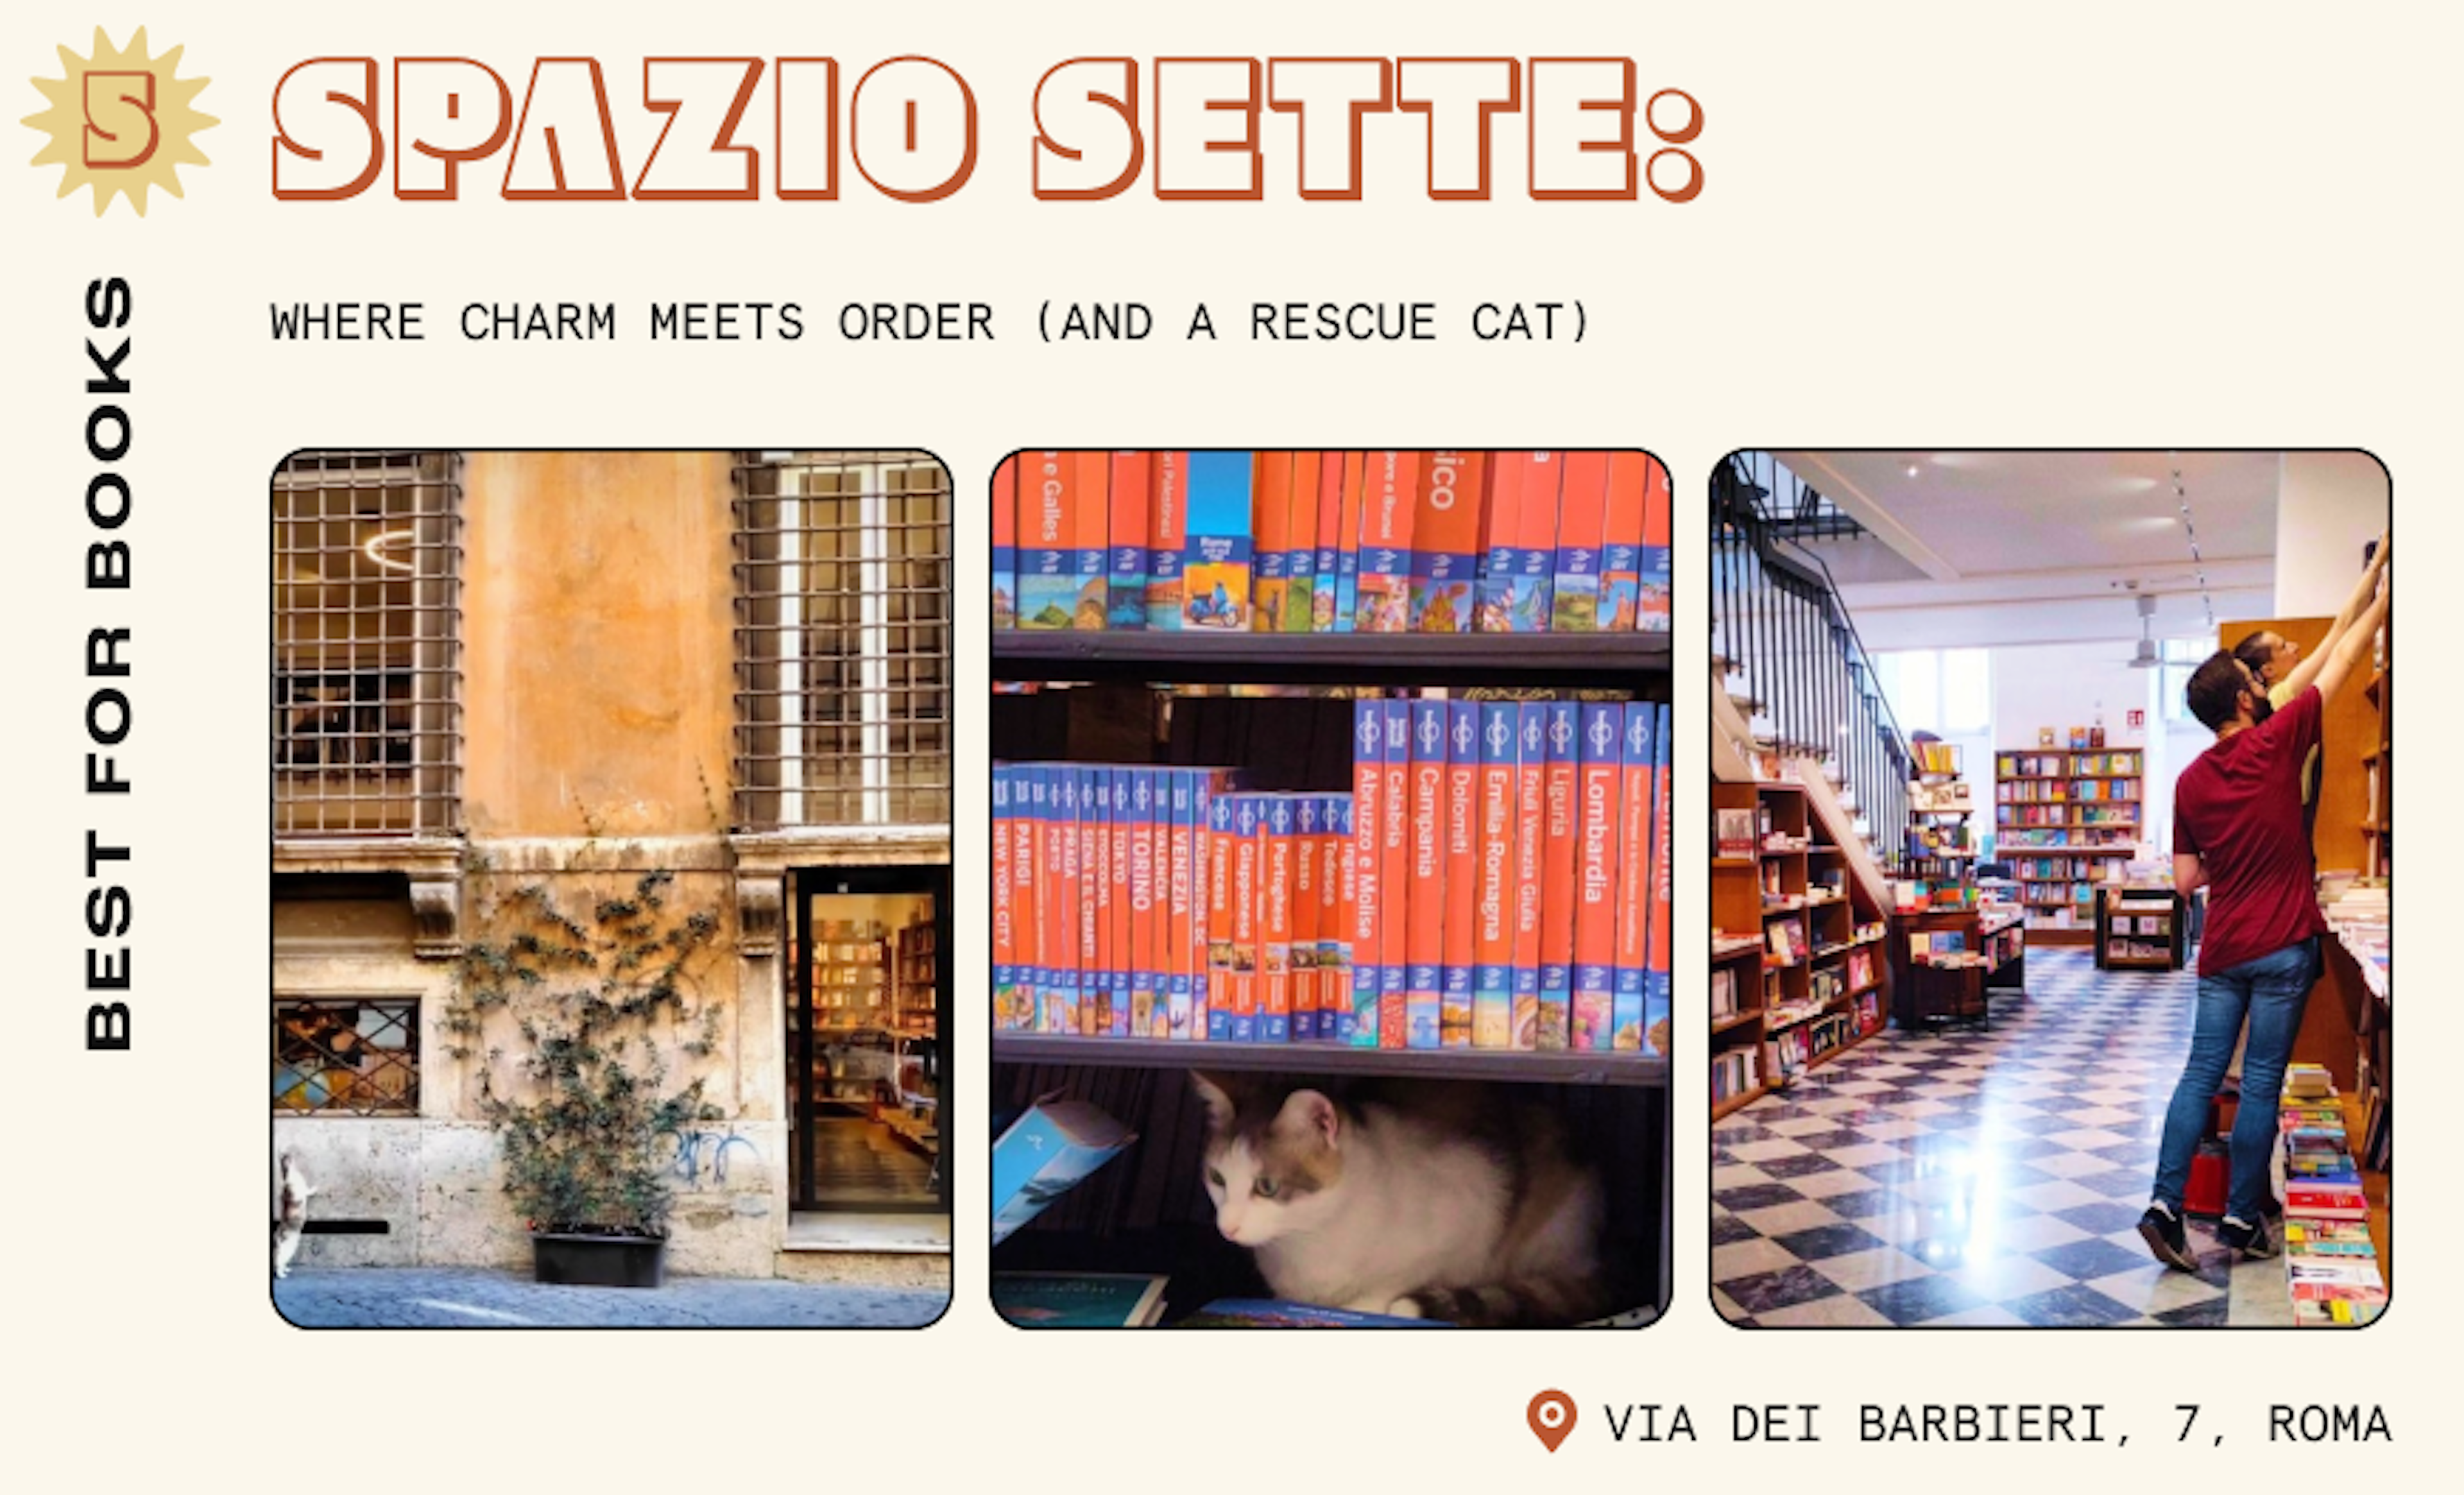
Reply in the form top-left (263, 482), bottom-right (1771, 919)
top-left (273, 451), bottom-right (464, 837)
top-left (274, 998), bottom-right (420, 1116)
top-left (733, 451), bottom-right (952, 830)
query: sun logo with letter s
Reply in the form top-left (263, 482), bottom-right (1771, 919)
top-left (24, 27), bottom-right (216, 216)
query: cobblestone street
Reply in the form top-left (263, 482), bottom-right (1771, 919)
top-left (273, 1268), bottom-right (948, 1328)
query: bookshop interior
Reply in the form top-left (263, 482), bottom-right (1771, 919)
top-left (1709, 450), bottom-right (2390, 1329)
top-left (989, 450), bottom-right (1672, 1328)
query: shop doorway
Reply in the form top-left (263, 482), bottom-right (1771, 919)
top-left (787, 865), bottom-right (950, 1214)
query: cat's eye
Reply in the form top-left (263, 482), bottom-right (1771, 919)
top-left (1255, 1177), bottom-right (1279, 1199)
top-left (1207, 1167), bottom-right (1225, 1187)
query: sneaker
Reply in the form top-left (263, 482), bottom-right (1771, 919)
top-left (2218, 1215), bottom-right (2278, 1260)
top-left (2137, 1202), bottom-right (2199, 1272)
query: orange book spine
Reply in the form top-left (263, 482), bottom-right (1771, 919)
top-left (1349, 702), bottom-right (1383, 1047)
top-left (1068, 454), bottom-right (1110, 630)
top-left (1107, 453), bottom-right (1151, 630)
top-left (1205, 785), bottom-right (1235, 1041)
top-left (1260, 796), bottom-right (1294, 1041)
top-left (1127, 769), bottom-right (1158, 1036)
top-left (1598, 452), bottom-right (1651, 632)
top-left (1639, 454), bottom-right (1671, 633)
top-left (1290, 795), bottom-right (1323, 1041)
top-left (1014, 767), bottom-right (1041, 1032)
top-left (1473, 705), bottom-right (1517, 1049)
top-left (1050, 768), bottom-right (1081, 1034)
top-left (1108, 767), bottom-right (1134, 1036)
top-left (1356, 450), bottom-right (1421, 633)
top-left (1411, 450), bottom-right (1487, 633)
top-left (1537, 701), bottom-right (1580, 1048)
top-left (1551, 452), bottom-right (1611, 633)
top-left (1251, 452), bottom-right (1297, 633)
top-left (1229, 795), bottom-right (1262, 1041)
top-left (1379, 698), bottom-right (1412, 1047)
top-left (1511, 705), bottom-right (1548, 1050)
top-left (1405, 699), bottom-right (1448, 1049)
top-left (1441, 701), bottom-right (1479, 1046)
top-left (1147, 451), bottom-right (1189, 629)
top-left (1165, 770), bottom-right (1196, 1039)
top-left (1573, 705), bottom-right (1622, 1051)
top-left (1084, 769), bottom-right (1112, 1036)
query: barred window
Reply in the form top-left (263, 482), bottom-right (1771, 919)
top-left (273, 451), bottom-right (464, 837)
top-left (733, 452), bottom-right (952, 830)
top-left (274, 998), bottom-right (420, 1115)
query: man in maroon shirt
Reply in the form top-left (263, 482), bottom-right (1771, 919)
top-left (2139, 580), bottom-right (2388, 1271)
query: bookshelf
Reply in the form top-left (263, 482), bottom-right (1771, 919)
top-left (991, 628), bottom-right (1672, 1324)
top-left (2095, 884), bottom-right (2184, 971)
top-left (1905, 744), bottom-right (1976, 884)
top-left (1709, 778), bottom-right (1890, 1121)
top-left (1993, 746), bottom-right (2142, 941)
top-left (1892, 905), bottom-right (2025, 1028)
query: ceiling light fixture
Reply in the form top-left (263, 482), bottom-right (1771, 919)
top-left (2168, 452), bottom-right (2214, 630)
top-left (1904, 462), bottom-right (1921, 478)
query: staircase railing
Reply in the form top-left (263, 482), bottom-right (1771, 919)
top-left (1711, 452), bottom-right (1913, 866)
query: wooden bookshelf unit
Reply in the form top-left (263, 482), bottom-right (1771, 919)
top-left (1994, 747), bottom-right (2142, 943)
top-left (991, 629), bottom-right (1672, 1324)
top-left (1710, 778), bottom-right (1890, 1121)
top-left (2095, 884), bottom-right (2184, 971)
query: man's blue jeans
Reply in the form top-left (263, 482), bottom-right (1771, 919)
top-left (2151, 936), bottom-right (2320, 1224)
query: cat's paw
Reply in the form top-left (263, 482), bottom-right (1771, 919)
top-left (1382, 1297), bottom-right (1424, 1319)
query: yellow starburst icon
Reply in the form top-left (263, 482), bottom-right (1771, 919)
top-left (24, 26), bottom-right (217, 216)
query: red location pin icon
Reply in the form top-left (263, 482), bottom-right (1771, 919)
top-left (1528, 1389), bottom-right (1576, 1452)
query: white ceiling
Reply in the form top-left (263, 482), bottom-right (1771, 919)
top-left (1770, 450), bottom-right (2282, 649)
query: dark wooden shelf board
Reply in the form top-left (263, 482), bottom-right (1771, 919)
top-left (992, 629), bottom-right (1673, 688)
top-left (993, 1032), bottom-right (1669, 1086)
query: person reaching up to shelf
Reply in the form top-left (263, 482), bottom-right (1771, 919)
top-left (2231, 533), bottom-right (2388, 717)
top-left (2139, 548), bottom-right (2389, 1272)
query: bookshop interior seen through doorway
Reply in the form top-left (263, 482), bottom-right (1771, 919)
top-left (1709, 450), bottom-right (2389, 1330)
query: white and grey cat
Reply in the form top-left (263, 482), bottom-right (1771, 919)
top-left (272, 1151), bottom-right (316, 1279)
top-left (1190, 1072), bottom-right (1606, 1326)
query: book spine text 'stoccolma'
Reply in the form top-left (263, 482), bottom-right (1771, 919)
top-left (1108, 452), bottom-right (1151, 629)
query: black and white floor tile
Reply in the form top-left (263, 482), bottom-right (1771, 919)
top-left (1712, 948), bottom-right (2293, 1328)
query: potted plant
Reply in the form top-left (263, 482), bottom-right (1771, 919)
top-left (445, 866), bottom-right (724, 1287)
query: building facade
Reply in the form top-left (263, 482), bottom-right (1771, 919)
top-left (272, 450), bottom-right (951, 1281)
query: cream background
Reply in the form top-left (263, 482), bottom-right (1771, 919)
top-left (4, 1), bottom-right (2445, 1486)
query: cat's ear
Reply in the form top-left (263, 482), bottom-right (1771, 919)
top-left (1276, 1089), bottom-right (1340, 1150)
top-left (1190, 1072), bottom-right (1236, 1132)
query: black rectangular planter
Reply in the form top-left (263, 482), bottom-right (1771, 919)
top-left (531, 1233), bottom-right (667, 1288)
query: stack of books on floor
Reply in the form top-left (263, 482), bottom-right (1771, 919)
top-left (991, 699), bottom-right (1671, 1055)
top-left (992, 450), bottom-right (1670, 635)
top-left (2279, 1062), bottom-right (2386, 1326)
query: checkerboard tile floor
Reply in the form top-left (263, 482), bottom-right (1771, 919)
top-left (1712, 947), bottom-right (2293, 1328)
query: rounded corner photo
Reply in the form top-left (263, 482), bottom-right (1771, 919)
top-left (271, 450), bottom-right (952, 1328)
top-left (990, 450), bottom-right (1673, 1329)
top-left (1707, 450), bottom-right (2389, 1330)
